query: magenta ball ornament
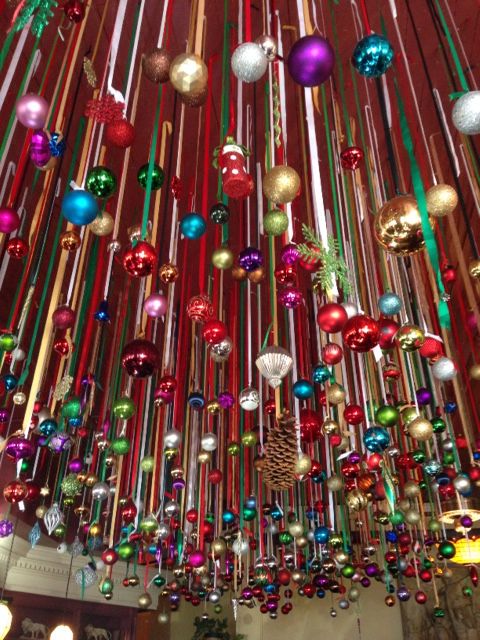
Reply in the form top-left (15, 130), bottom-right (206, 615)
top-left (16, 94), bottom-right (49, 129)
top-left (0, 207), bottom-right (20, 233)
top-left (287, 35), bottom-right (335, 87)
top-left (143, 292), bottom-right (168, 318)
top-left (189, 549), bottom-right (206, 568)
top-left (52, 305), bottom-right (76, 330)
top-left (30, 129), bottom-right (52, 167)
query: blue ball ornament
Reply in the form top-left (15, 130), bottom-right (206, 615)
top-left (316, 589), bottom-right (326, 599)
top-left (222, 510), bottom-right (235, 525)
top-left (94, 299), bottom-right (110, 322)
top-left (188, 391), bottom-right (205, 409)
top-left (244, 495), bottom-right (257, 509)
top-left (62, 190), bottom-right (99, 225)
top-left (314, 526), bottom-right (330, 544)
top-left (39, 418), bottom-right (57, 437)
top-left (2, 374), bottom-right (17, 391)
top-left (49, 132), bottom-right (66, 157)
top-left (293, 378), bottom-right (314, 399)
top-left (68, 417), bottom-right (82, 428)
top-left (378, 292), bottom-right (402, 316)
top-left (423, 459), bottom-right (442, 476)
top-left (363, 426), bottom-right (390, 452)
top-left (444, 401), bottom-right (457, 414)
top-left (386, 531), bottom-right (398, 543)
top-left (264, 583), bottom-right (278, 594)
top-left (180, 212), bottom-right (206, 239)
top-left (352, 34), bottom-right (394, 78)
top-left (270, 505), bottom-right (284, 521)
top-left (313, 364), bottom-right (330, 384)
top-left (435, 472), bottom-right (450, 486)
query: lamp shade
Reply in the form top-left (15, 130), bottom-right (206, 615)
top-left (255, 346), bottom-right (293, 388)
top-left (451, 538), bottom-right (480, 565)
top-left (0, 602), bottom-right (12, 640)
top-left (50, 625), bottom-right (73, 640)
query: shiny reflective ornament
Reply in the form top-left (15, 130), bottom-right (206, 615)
top-left (352, 34), bottom-right (394, 78)
top-left (374, 195), bottom-right (428, 256)
top-left (239, 387), bottom-right (260, 411)
top-left (138, 593), bottom-right (152, 609)
top-left (169, 53), bottom-right (208, 95)
top-left (295, 454), bottom-right (312, 476)
top-left (210, 202), bottom-right (230, 224)
top-left (408, 416), bottom-right (433, 442)
top-left (340, 146), bottom-right (364, 171)
top-left (16, 94), bottom-right (49, 128)
top-left (278, 286), bottom-right (303, 309)
top-left (426, 184), bottom-right (458, 217)
top-left (317, 302), bottom-right (348, 333)
top-left (187, 294), bottom-right (214, 323)
top-left (452, 91), bottom-right (480, 135)
top-left (89, 212), bottom-right (114, 236)
top-left (210, 336), bottom-right (233, 359)
top-left (212, 246), bottom-right (234, 269)
top-left (201, 433), bottom-right (218, 452)
top-left (86, 166), bottom-right (117, 198)
top-left (60, 230), bottom-right (81, 251)
top-left (121, 339), bottom-right (160, 377)
top-left (91, 481), bottom-right (109, 501)
top-left (6, 237), bottom-right (29, 258)
top-left (202, 319), bottom-right (228, 345)
top-left (64, 0), bottom-right (84, 22)
top-left (255, 34), bottom-right (277, 61)
top-left (0, 207), bottom-right (20, 233)
top-left (123, 241), bottom-right (157, 277)
top-left (105, 119), bottom-right (135, 148)
top-left (263, 165), bottom-right (300, 204)
top-left (137, 163), bottom-right (165, 190)
top-left (431, 356), bottom-right (457, 382)
top-left (143, 292), bottom-right (167, 318)
top-left (363, 427), bottom-right (390, 453)
top-left (395, 324), bottom-right (425, 352)
top-left (142, 48), bottom-right (172, 83)
top-left (231, 43), bottom-right (268, 82)
top-left (62, 190), bottom-right (98, 225)
top-left (159, 262), bottom-right (179, 284)
top-left (180, 212), bottom-right (206, 239)
top-left (30, 129), bottom-right (51, 167)
top-left (263, 209), bottom-right (289, 236)
top-left (50, 625), bottom-right (73, 640)
top-left (346, 489), bottom-right (368, 511)
top-left (342, 315), bottom-right (379, 352)
top-left (287, 35), bottom-right (335, 87)
top-left (5, 435), bottom-right (35, 460)
top-left (3, 479), bottom-right (27, 503)
top-left (239, 246), bottom-right (263, 271)
top-left (256, 346), bottom-right (293, 388)
top-left (379, 292), bottom-right (402, 316)
top-left (164, 429), bottom-right (181, 449)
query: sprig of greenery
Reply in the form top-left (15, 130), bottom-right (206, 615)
top-left (13, 0), bottom-right (57, 38)
top-left (297, 224), bottom-right (352, 295)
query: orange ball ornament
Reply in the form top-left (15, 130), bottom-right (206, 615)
top-left (3, 479), bottom-right (28, 503)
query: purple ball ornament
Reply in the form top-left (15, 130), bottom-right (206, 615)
top-left (5, 435), bottom-right (35, 461)
top-left (68, 457), bottom-right (83, 473)
top-left (48, 432), bottom-right (72, 453)
top-left (218, 391), bottom-right (235, 409)
top-left (397, 586), bottom-right (411, 602)
top-left (280, 243), bottom-right (300, 265)
top-left (348, 451), bottom-right (361, 464)
top-left (143, 292), bottom-right (168, 318)
top-left (287, 35), bottom-right (335, 87)
top-left (0, 207), bottom-right (20, 234)
top-left (29, 129), bottom-right (52, 167)
top-left (416, 387), bottom-right (432, 406)
top-left (189, 549), bottom-right (206, 568)
top-left (361, 577), bottom-right (371, 588)
top-left (0, 519), bottom-right (14, 538)
top-left (278, 286), bottom-right (303, 309)
top-left (16, 94), bottom-right (49, 129)
top-left (0, 408), bottom-right (10, 423)
top-left (239, 246), bottom-right (263, 272)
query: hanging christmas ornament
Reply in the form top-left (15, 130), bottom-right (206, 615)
top-left (52, 305), bottom-right (75, 329)
top-left (89, 212), bottom-right (114, 236)
top-left (231, 43), bottom-right (268, 83)
top-left (29, 129), bottom-right (51, 167)
top-left (408, 416), bottom-right (433, 441)
top-left (210, 336), bottom-right (233, 361)
top-left (425, 184), bottom-right (458, 217)
top-left (137, 163), bottom-right (165, 190)
top-left (86, 166), bottom-right (117, 198)
top-left (239, 246), bottom-right (263, 271)
top-left (378, 292), bottom-right (402, 316)
top-left (452, 91), bottom-right (480, 135)
top-left (218, 141), bottom-right (254, 199)
top-left (142, 48), bottom-right (172, 83)
top-left (169, 53), bottom-right (208, 95)
top-left (210, 202), bottom-right (230, 224)
top-left (255, 346), bottom-right (293, 388)
top-left (121, 339), bottom-right (160, 378)
top-left (143, 292), bottom-right (167, 317)
top-left (255, 34), bottom-right (278, 61)
top-left (64, 0), bottom-right (85, 22)
top-left (239, 387), bottom-right (260, 411)
top-left (317, 303), bottom-right (348, 333)
top-left (278, 286), bottom-right (303, 308)
top-left (352, 34), bottom-right (394, 78)
top-left (263, 165), bottom-right (300, 204)
top-left (62, 190), bottom-right (98, 225)
top-left (212, 246), bottom-right (234, 269)
top-left (340, 146), bottom-right (364, 171)
top-left (374, 195), bottom-right (428, 256)
top-left (105, 119), bottom-right (135, 148)
top-left (431, 356), bottom-right (457, 381)
top-left (123, 241), bottom-right (157, 277)
top-left (395, 324), bottom-right (425, 352)
top-left (180, 213), bottom-right (206, 239)
top-left (363, 427), bottom-right (390, 453)
top-left (202, 319), bottom-right (228, 345)
top-left (287, 35), bottom-right (335, 87)
top-left (342, 315), bottom-right (380, 352)
top-left (159, 262), bottom-right (179, 283)
top-left (264, 210), bottom-right (289, 236)
top-left (0, 207), bottom-right (20, 234)
top-left (16, 94), bottom-right (49, 128)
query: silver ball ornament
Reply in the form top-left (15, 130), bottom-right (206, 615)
top-left (452, 91), bottom-right (480, 135)
top-left (201, 432), bottom-right (218, 452)
top-left (453, 473), bottom-right (471, 494)
top-left (255, 35), bottom-right (278, 61)
top-left (342, 301), bottom-right (358, 319)
top-left (157, 521), bottom-right (170, 539)
top-left (339, 599), bottom-right (350, 610)
top-left (208, 589), bottom-right (222, 603)
top-left (231, 43), bottom-right (268, 83)
top-left (91, 481), bottom-right (109, 501)
top-left (239, 386), bottom-right (260, 411)
top-left (164, 500), bottom-right (180, 517)
top-left (431, 356), bottom-right (457, 382)
top-left (164, 428), bottom-right (181, 449)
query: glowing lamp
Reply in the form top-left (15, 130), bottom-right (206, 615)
top-left (0, 602), bottom-right (12, 640)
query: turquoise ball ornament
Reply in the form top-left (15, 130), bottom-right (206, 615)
top-left (180, 212), bottom-right (206, 239)
top-left (379, 292), bottom-right (402, 316)
top-left (313, 364), bottom-right (330, 384)
top-left (352, 34), bottom-right (394, 78)
top-left (314, 526), bottom-right (330, 544)
top-left (62, 189), bottom-right (99, 225)
top-left (293, 379), bottom-right (314, 399)
top-left (222, 510), bottom-right (235, 525)
top-left (363, 426), bottom-right (390, 452)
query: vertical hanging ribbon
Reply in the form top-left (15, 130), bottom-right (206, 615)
top-left (431, 0), bottom-right (469, 95)
top-left (106, 0), bottom-right (128, 103)
top-left (394, 81), bottom-right (450, 329)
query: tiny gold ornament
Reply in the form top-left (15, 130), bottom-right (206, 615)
top-left (83, 57), bottom-right (97, 87)
top-left (468, 259), bottom-right (480, 279)
top-left (198, 450), bottom-right (212, 464)
top-left (374, 195), bottom-right (431, 256)
top-left (169, 53), bottom-right (208, 95)
top-left (321, 417), bottom-right (339, 435)
top-left (206, 399), bottom-right (221, 415)
top-left (89, 212), bottom-right (114, 236)
top-left (159, 262), bottom-right (179, 284)
top-left (326, 383), bottom-right (346, 405)
top-left (408, 416), bottom-right (433, 442)
top-left (263, 165), bottom-right (300, 204)
top-left (469, 363), bottom-right (480, 380)
top-left (247, 267), bottom-right (265, 284)
top-left (60, 230), bottom-right (81, 251)
top-left (212, 246), bottom-right (234, 270)
top-left (425, 184), bottom-right (458, 217)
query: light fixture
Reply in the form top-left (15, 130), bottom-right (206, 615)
top-left (438, 498), bottom-right (480, 526)
top-left (451, 538), bottom-right (480, 565)
top-left (255, 346), bottom-right (293, 389)
top-left (0, 602), bottom-right (12, 640)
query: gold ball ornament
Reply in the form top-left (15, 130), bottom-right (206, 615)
top-left (404, 480), bottom-right (421, 498)
top-left (60, 230), bottom-right (81, 251)
top-left (469, 363), bottom-right (480, 380)
top-left (89, 212), bottom-right (114, 236)
top-left (142, 48), bottom-right (172, 83)
top-left (247, 267), bottom-right (265, 284)
top-left (262, 165), bottom-right (300, 204)
top-left (206, 399), bottom-right (221, 415)
top-left (85, 473), bottom-right (98, 488)
top-left (138, 592), bottom-right (152, 609)
top-left (408, 416), bottom-right (433, 442)
top-left (212, 246), bottom-right (234, 270)
top-left (345, 489), bottom-right (368, 511)
top-left (211, 538), bottom-right (227, 556)
top-left (36, 505), bottom-right (48, 518)
top-left (198, 450), bottom-right (212, 464)
top-left (326, 383), bottom-right (346, 405)
top-left (169, 53), bottom-right (208, 95)
top-left (374, 195), bottom-right (430, 256)
top-left (334, 550), bottom-right (349, 565)
top-left (294, 454), bottom-right (312, 476)
top-left (159, 262), bottom-right (179, 284)
top-left (425, 184), bottom-right (458, 217)
top-left (468, 259), bottom-right (480, 279)
top-left (232, 265), bottom-right (248, 281)
top-left (296, 535), bottom-right (308, 548)
top-left (401, 406), bottom-right (419, 425)
top-left (395, 323), bottom-right (425, 352)
top-left (321, 417), bottom-right (339, 435)
top-left (89, 522), bottom-right (102, 537)
top-left (288, 520), bottom-right (304, 538)
top-left (327, 474), bottom-right (343, 491)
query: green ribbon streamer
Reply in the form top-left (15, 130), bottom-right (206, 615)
top-left (382, 464), bottom-right (396, 513)
top-left (432, 0), bottom-right (469, 94)
top-left (394, 82), bottom-right (450, 329)
top-left (141, 86), bottom-right (163, 242)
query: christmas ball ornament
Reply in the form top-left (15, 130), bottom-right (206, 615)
top-left (340, 146), bottom-right (364, 171)
top-left (164, 429), bottom-right (181, 449)
top-left (426, 184), bottom-right (458, 217)
top-left (247, 267), bottom-right (265, 284)
top-left (64, 0), bottom-right (85, 22)
top-left (376, 404), bottom-right (399, 427)
top-left (287, 35), bottom-right (335, 87)
top-left (431, 356), bottom-right (457, 382)
top-left (378, 318), bottom-right (399, 350)
top-left (326, 383), bottom-right (345, 405)
top-left (231, 43), bottom-right (268, 83)
top-left (374, 195), bottom-right (428, 256)
top-left (0, 334), bottom-right (16, 351)
top-left (202, 319), bottom-right (228, 345)
top-left (52, 305), bottom-right (75, 329)
top-left (239, 246), bottom-right (263, 271)
top-left (419, 335), bottom-right (443, 359)
top-left (239, 387), bottom-right (260, 411)
top-left (6, 237), bottom-right (28, 258)
top-left (111, 436), bottom-right (130, 455)
top-left (278, 286), bottom-right (303, 309)
top-left (363, 427), bottom-right (390, 453)
top-left (352, 34), bottom-right (394, 78)
top-left (112, 397), bottom-right (135, 420)
top-left (317, 302), bottom-right (348, 333)
top-left (187, 295), bottom-right (214, 323)
top-left (322, 342), bottom-right (343, 365)
top-left (89, 212), bottom-right (114, 236)
top-left (452, 91), bottom-right (480, 135)
top-left (4, 479), bottom-right (28, 503)
top-left (169, 53), bottom-right (208, 94)
top-left (438, 540), bottom-right (456, 560)
top-left (201, 432), bottom-right (218, 452)
top-left (92, 482), bottom-right (109, 501)
top-left (123, 241), bottom-right (156, 277)
top-left (60, 230), bottom-right (81, 251)
top-left (210, 202), bottom-right (230, 224)
top-left (275, 263), bottom-right (297, 286)
top-left (159, 262), bottom-right (179, 283)
top-left (189, 549), bottom-right (206, 568)
top-left (293, 379), bottom-right (314, 399)
top-left (16, 94), bottom-right (49, 128)
top-left (342, 315), bottom-right (380, 352)
top-left (395, 324), bottom-right (425, 352)
top-left (379, 292), bottom-right (402, 316)
top-left (212, 246), bottom-right (234, 270)
top-left (29, 129), bottom-right (51, 167)
top-left (137, 163), bottom-right (165, 190)
top-left (105, 119), bottom-right (135, 148)
top-left (263, 165), bottom-right (300, 204)
top-left (470, 363), bottom-right (480, 380)
top-left (143, 292), bottom-right (167, 317)
top-left (180, 213), bottom-right (206, 239)
top-left (142, 48), bottom-right (172, 83)
top-left (86, 166), bottom-right (117, 198)
top-left (408, 416), bottom-right (433, 442)
top-left (62, 190), bottom-right (98, 225)
top-left (344, 404), bottom-right (365, 425)
top-left (0, 207), bottom-right (20, 233)
top-left (263, 209), bottom-right (289, 236)
top-left (121, 339), bottom-right (160, 377)
top-left (210, 336), bottom-right (233, 360)
top-left (255, 34), bottom-right (277, 61)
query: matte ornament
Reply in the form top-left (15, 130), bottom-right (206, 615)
top-left (231, 43), bottom-right (268, 83)
top-left (62, 190), bottom-right (99, 225)
top-left (378, 292), bottom-right (402, 316)
top-left (363, 427), bottom-right (390, 453)
top-left (143, 292), bottom-right (167, 317)
top-left (352, 34), bottom-right (394, 78)
top-left (121, 339), bottom-right (160, 377)
top-left (431, 356), bottom-right (457, 382)
top-left (342, 315), bottom-right (379, 352)
top-left (0, 207), bottom-right (20, 234)
top-left (105, 119), bottom-right (135, 148)
top-left (169, 53), bottom-right (208, 95)
top-left (263, 165), bottom-right (300, 204)
top-left (374, 195), bottom-right (427, 256)
top-left (425, 184), bottom-right (458, 217)
top-left (89, 212), bottom-right (114, 236)
top-left (142, 48), bottom-right (172, 83)
top-left (452, 91), bottom-right (480, 135)
top-left (16, 94), bottom-right (49, 128)
top-left (86, 166), bottom-right (117, 198)
top-left (137, 163), bottom-right (165, 190)
top-left (340, 146), bottom-right (364, 171)
top-left (287, 35), bottom-right (335, 87)
top-left (123, 241), bottom-right (157, 277)
top-left (180, 213), bottom-right (206, 239)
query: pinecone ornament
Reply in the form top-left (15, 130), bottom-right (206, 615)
top-left (263, 410), bottom-right (297, 491)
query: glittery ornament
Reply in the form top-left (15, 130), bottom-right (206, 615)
top-left (426, 184), bottom-right (458, 217)
top-left (431, 356), bottom-right (457, 381)
top-left (452, 91), bottom-right (480, 135)
top-left (263, 165), bottom-right (300, 204)
top-left (86, 166), bottom-right (117, 198)
top-left (105, 119), bottom-right (135, 148)
top-left (142, 48), bottom-right (172, 83)
top-left (231, 43), bottom-right (268, 83)
top-left (84, 95), bottom-right (125, 124)
top-left (340, 146), bottom-right (364, 170)
top-left (263, 209), bottom-right (289, 236)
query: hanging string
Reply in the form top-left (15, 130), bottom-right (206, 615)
top-left (358, 0), bottom-right (373, 34)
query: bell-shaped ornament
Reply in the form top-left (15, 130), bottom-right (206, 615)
top-left (255, 345), bottom-right (293, 388)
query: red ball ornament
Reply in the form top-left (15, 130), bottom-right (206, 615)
top-left (52, 305), bottom-right (75, 330)
top-left (121, 339), bottom-right (160, 377)
top-left (3, 479), bottom-right (28, 503)
top-left (469, 466), bottom-right (480, 482)
top-left (274, 263), bottom-right (297, 286)
top-left (25, 479), bottom-right (41, 501)
top-left (208, 468), bottom-right (223, 484)
top-left (298, 242), bottom-right (321, 271)
top-left (202, 319), bottom-right (228, 345)
top-left (321, 342), bottom-right (343, 365)
top-left (64, 0), bottom-right (85, 22)
top-left (341, 461), bottom-right (360, 478)
top-left (157, 375), bottom-right (177, 394)
top-left (419, 569), bottom-right (432, 583)
top-left (53, 338), bottom-right (71, 356)
top-left (120, 501), bottom-right (137, 523)
top-left (278, 568), bottom-right (291, 585)
top-left (105, 119), bottom-right (135, 148)
top-left (102, 548), bottom-right (118, 565)
top-left (6, 237), bottom-right (29, 258)
top-left (442, 264), bottom-right (457, 285)
top-left (264, 399), bottom-right (276, 414)
top-left (186, 509), bottom-right (198, 523)
top-left (342, 315), bottom-right (380, 352)
top-left (317, 303), bottom-right (348, 333)
top-left (343, 403), bottom-right (365, 425)
top-left (299, 409), bottom-right (321, 440)
top-left (330, 434), bottom-right (342, 447)
top-left (308, 460), bottom-right (322, 479)
top-left (123, 241), bottom-right (156, 277)
top-left (397, 453), bottom-right (417, 470)
top-left (366, 452), bottom-right (382, 470)
top-left (415, 590), bottom-right (427, 604)
top-left (340, 146), bottom-right (364, 171)
top-left (186, 294), bottom-right (214, 323)
top-left (419, 336), bottom-right (444, 359)
top-left (378, 317), bottom-right (399, 350)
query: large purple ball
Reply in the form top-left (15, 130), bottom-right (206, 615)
top-left (5, 435), bottom-right (35, 461)
top-left (287, 35), bottom-right (335, 87)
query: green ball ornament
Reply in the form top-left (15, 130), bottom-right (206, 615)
top-left (137, 163), bottom-right (165, 190)
top-left (227, 441), bottom-right (240, 456)
top-left (139, 514), bottom-right (159, 534)
top-left (341, 564), bottom-right (355, 579)
top-left (118, 541), bottom-right (135, 560)
top-left (0, 333), bottom-right (16, 352)
top-left (53, 523), bottom-right (66, 538)
top-left (463, 586), bottom-right (473, 597)
top-left (214, 604), bottom-right (222, 614)
top-left (99, 577), bottom-right (114, 595)
top-left (428, 519), bottom-right (441, 533)
top-left (411, 449), bottom-right (426, 463)
top-left (111, 436), bottom-right (131, 455)
top-left (141, 456), bottom-right (155, 473)
top-left (433, 607), bottom-right (445, 618)
top-left (153, 574), bottom-right (166, 587)
top-left (61, 473), bottom-right (82, 497)
top-left (278, 531), bottom-right (293, 545)
top-left (205, 512), bottom-right (215, 523)
top-left (431, 417), bottom-right (447, 433)
top-left (263, 209), bottom-right (289, 236)
top-left (86, 166), bottom-right (117, 199)
top-left (241, 431), bottom-right (257, 447)
top-left (112, 397), bottom-right (135, 420)
top-left (209, 202), bottom-right (230, 224)
top-left (375, 404), bottom-right (399, 427)
top-left (63, 396), bottom-right (82, 418)
top-left (20, 459), bottom-right (29, 473)
top-left (423, 559), bottom-right (433, 569)
top-left (443, 452), bottom-right (455, 465)
top-left (438, 540), bottom-right (456, 559)
top-left (401, 406), bottom-right (419, 425)
top-left (243, 507), bottom-right (257, 521)
top-left (389, 510), bottom-right (405, 526)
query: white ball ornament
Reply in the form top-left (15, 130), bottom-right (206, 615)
top-left (452, 91), bottom-right (480, 135)
top-left (431, 356), bottom-right (457, 382)
top-left (231, 43), bottom-right (268, 83)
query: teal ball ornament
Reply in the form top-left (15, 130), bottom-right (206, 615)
top-left (352, 34), bottom-right (394, 78)
top-left (85, 166), bottom-right (117, 198)
top-left (363, 426), bottom-right (390, 452)
top-left (293, 379), bottom-right (314, 399)
top-left (378, 292), bottom-right (402, 316)
top-left (313, 364), bottom-right (330, 383)
top-left (180, 212), bottom-right (206, 239)
top-left (62, 190), bottom-right (98, 225)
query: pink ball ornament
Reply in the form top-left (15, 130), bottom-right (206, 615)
top-left (52, 305), bottom-right (76, 330)
top-left (143, 292), bottom-right (168, 317)
top-left (16, 94), bottom-right (49, 129)
top-left (0, 207), bottom-right (20, 234)
top-left (189, 549), bottom-right (206, 568)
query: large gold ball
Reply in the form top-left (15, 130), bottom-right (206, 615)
top-left (296, 535), bottom-right (308, 548)
top-left (211, 538), bottom-right (227, 556)
top-left (326, 383), bottom-right (346, 405)
top-left (469, 259), bottom-right (480, 279)
top-left (142, 48), bottom-right (172, 83)
top-left (89, 212), bottom-right (114, 236)
top-left (346, 489), bottom-right (368, 511)
top-left (212, 246), bottom-right (234, 270)
top-left (425, 184), bottom-right (458, 217)
top-left (408, 416), bottom-right (433, 441)
top-left (470, 363), bottom-right (480, 380)
top-left (374, 195), bottom-right (429, 256)
top-left (206, 399), bottom-right (221, 415)
top-left (404, 480), bottom-right (421, 498)
top-left (169, 53), bottom-right (208, 95)
top-left (395, 323), bottom-right (425, 352)
top-left (294, 454), bottom-right (312, 476)
top-left (288, 520), bottom-right (304, 538)
top-left (262, 165), bottom-right (300, 204)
